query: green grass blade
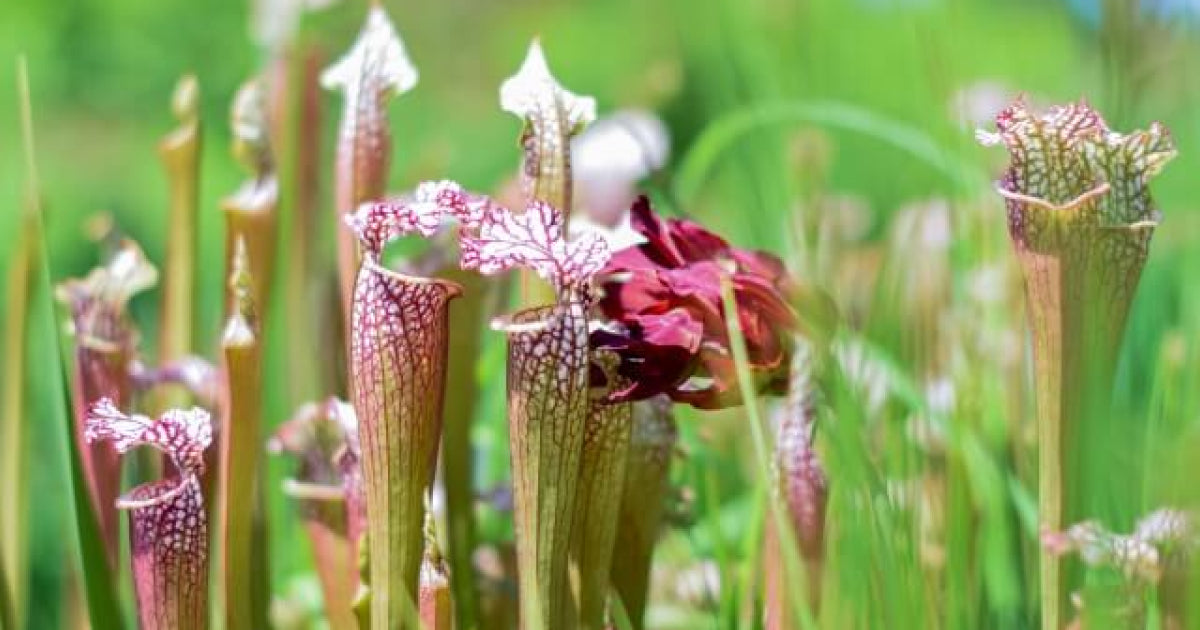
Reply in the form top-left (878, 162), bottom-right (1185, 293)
top-left (0, 544), bottom-right (13, 630)
top-left (673, 100), bottom-right (983, 203)
top-left (1, 219), bottom-right (33, 630)
top-left (719, 274), bottom-right (815, 630)
top-left (19, 55), bottom-right (123, 630)
top-left (609, 586), bottom-right (635, 630)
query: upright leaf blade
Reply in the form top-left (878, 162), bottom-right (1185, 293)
top-left (1, 214), bottom-right (34, 629)
top-left (18, 54), bottom-right (123, 630)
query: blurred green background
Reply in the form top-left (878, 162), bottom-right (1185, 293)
top-left (3, 0), bottom-right (1200, 628)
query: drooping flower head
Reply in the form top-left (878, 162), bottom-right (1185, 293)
top-left (84, 398), bottom-right (213, 630)
top-left (593, 197), bottom-right (797, 409)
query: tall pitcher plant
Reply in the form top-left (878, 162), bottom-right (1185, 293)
top-left (978, 99), bottom-right (1176, 629)
top-left (326, 5), bottom-right (465, 628)
top-left (344, 173), bottom-right (461, 628)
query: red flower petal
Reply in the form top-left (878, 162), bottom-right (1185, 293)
top-left (595, 198), bottom-right (797, 409)
top-left (628, 196), bottom-right (731, 268)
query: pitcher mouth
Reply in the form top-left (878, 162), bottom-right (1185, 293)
top-left (994, 181), bottom-right (1110, 213)
top-left (362, 261), bottom-right (464, 299)
top-left (115, 475), bottom-right (197, 510)
top-left (490, 303), bottom-right (565, 334)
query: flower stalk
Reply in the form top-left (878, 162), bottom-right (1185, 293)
top-left (978, 99), bottom-right (1176, 630)
top-left (156, 74), bottom-right (202, 412)
top-left (276, 48), bottom-right (330, 401)
top-left (345, 190), bottom-right (461, 628)
top-left (85, 399), bottom-right (214, 630)
top-left (323, 3), bottom-right (418, 321)
top-left (57, 240), bottom-right (159, 564)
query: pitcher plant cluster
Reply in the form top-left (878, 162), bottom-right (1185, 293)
top-left (16, 3), bottom-right (1199, 630)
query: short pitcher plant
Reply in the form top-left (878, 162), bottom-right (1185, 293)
top-left (85, 399), bottom-right (214, 630)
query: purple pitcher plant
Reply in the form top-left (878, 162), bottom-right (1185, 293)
top-left (84, 398), bottom-right (214, 630)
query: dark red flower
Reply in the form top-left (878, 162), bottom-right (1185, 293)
top-left (593, 197), bottom-right (796, 409)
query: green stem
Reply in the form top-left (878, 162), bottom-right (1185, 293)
top-left (441, 267), bottom-right (484, 630)
top-left (155, 75), bottom-right (201, 414)
top-left (610, 400), bottom-right (675, 630)
top-left (0, 544), bottom-right (12, 630)
top-left (720, 276), bottom-right (815, 630)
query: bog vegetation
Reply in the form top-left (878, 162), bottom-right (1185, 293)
top-left (3, 1), bottom-right (1200, 629)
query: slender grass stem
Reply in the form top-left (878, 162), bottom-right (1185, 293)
top-left (720, 275), bottom-right (816, 630)
top-left (0, 215), bottom-right (33, 629)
